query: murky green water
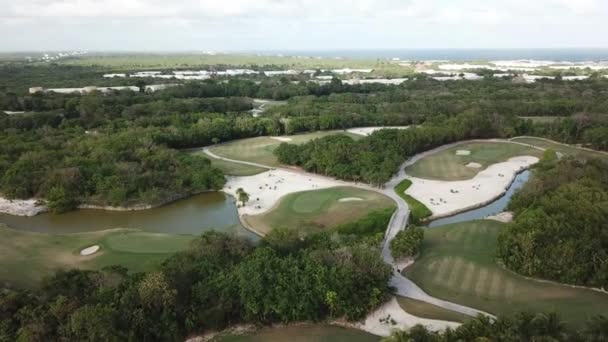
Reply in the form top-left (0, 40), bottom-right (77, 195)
top-left (0, 192), bottom-right (258, 240)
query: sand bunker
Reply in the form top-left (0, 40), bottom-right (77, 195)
top-left (347, 126), bottom-right (409, 136)
top-left (455, 150), bottom-right (471, 156)
top-left (270, 137), bottom-right (292, 142)
top-left (406, 156), bottom-right (539, 218)
top-left (486, 211), bottom-right (514, 223)
top-left (466, 162), bottom-right (482, 168)
top-left (224, 169), bottom-right (344, 216)
top-left (338, 197), bottom-right (363, 202)
top-left (353, 297), bottom-right (459, 336)
top-left (80, 245), bottom-right (100, 256)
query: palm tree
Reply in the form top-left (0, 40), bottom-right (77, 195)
top-left (581, 315), bottom-right (608, 342)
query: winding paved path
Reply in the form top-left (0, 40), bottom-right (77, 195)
top-left (203, 141), bottom-right (494, 319)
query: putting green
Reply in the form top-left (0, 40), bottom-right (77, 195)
top-left (511, 137), bottom-right (608, 160)
top-left (209, 131), bottom-right (361, 167)
top-left (404, 220), bottom-right (608, 328)
top-left (244, 187), bottom-right (395, 235)
top-left (0, 224), bottom-right (194, 288)
top-left (405, 142), bottom-right (543, 181)
top-left (214, 324), bottom-right (379, 342)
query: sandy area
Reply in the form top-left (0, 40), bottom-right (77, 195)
top-left (347, 126), bottom-right (410, 136)
top-left (352, 297), bottom-right (459, 336)
top-left (80, 245), bottom-right (100, 256)
top-left (455, 150), bottom-right (471, 156)
top-left (466, 162), bottom-right (482, 168)
top-left (223, 169), bottom-right (343, 216)
top-left (0, 197), bottom-right (47, 216)
top-left (270, 137), bottom-right (293, 142)
top-left (486, 211), bottom-right (514, 223)
top-left (338, 197), bottom-right (363, 202)
top-left (406, 156), bottom-right (538, 218)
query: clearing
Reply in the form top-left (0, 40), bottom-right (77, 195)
top-left (404, 220), bottom-right (608, 329)
top-left (405, 141), bottom-right (543, 181)
top-left (243, 186), bottom-right (395, 235)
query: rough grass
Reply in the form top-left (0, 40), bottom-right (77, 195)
top-left (214, 324), bottom-right (379, 342)
top-left (244, 187), bottom-right (395, 235)
top-left (0, 224), bottom-right (193, 288)
top-left (209, 131), bottom-right (361, 167)
top-left (394, 179), bottom-right (432, 223)
top-left (405, 142), bottom-right (543, 181)
top-left (397, 296), bottom-right (471, 323)
top-left (404, 220), bottom-right (608, 328)
top-left (189, 149), bottom-right (267, 176)
top-left (511, 137), bottom-right (608, 160)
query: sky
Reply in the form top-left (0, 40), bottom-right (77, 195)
top-left (1, 0), bottom-right (608, 51)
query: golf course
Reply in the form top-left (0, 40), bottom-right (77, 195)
top-left (404, 220), bottom-right (608, 328)
top-left (243, 186), bottom-right (395, 235)
top-left (405, 141), bottom-right (543, 181)
top-left (511, 136), bottom-right (608, 160)
top-left (214, 324), bottom-right (380, 342)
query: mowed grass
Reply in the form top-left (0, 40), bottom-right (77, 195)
top-left (397, 296), bottom-right (471, 323)
top-left (214, 324), bottom-right (379, 342)
top-left (405, 142), bottom-right (543, 181)
top-left (404, 221), bottom-right (608, 328)
top-left (189, 149), bottom-right (267, 176)
top-left (209, 131), bottom-right (361, 167)
top-left (511, 137), bottom-right (608, 160)
top-left (394, 179), bottom-right (432, 223)
top-left (0, 224), bottom-right (194, 288)
top-left (244, 187), bottom-right (395, 235)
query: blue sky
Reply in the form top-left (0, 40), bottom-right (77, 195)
top-left (1, 0), bottom-right (607, 51)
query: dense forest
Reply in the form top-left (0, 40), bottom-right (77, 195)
top-left (0, 223), bottom-right (392, 341)
top-left (499, 154), bottom-right (608, 289)
top-left (382, 312), bottom-right (608, 342)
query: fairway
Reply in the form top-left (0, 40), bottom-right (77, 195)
top-left (244, 186), bottom-right (395, 235)
top-left (0, 224), bottom-right (194, 288)
top-left (511, 137), bottom-right (608, 160)
top-left (190, 149), bottom-right (267, 176)
top-left (214, 324), bottom-right (379, 342)
top-left (404, 220), bottom-right (608, 328)
top-left (397, 296), bottom-right (470, 323)
top-left (406, 142), bottom-right (543, 181)
top-left (209, 131), bottom-right (361, 167)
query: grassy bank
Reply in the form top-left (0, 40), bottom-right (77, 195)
top-left (394, 179), bottom-right (432, 223)
top-left (404, 220), bottom-right (608, 329)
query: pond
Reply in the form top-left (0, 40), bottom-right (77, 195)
top-left (428, 170), bottom-right (530, 228)
top-left (0, 192), bottom-right (259, 240)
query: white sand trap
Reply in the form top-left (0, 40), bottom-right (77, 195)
top-left (486, 211), bottom-right (514, 223)
top-left (223, 169), bottom-right (344, 216)
top-left (466, 162), bottom-right (482, 168)
top-left (347, 126), bottom-right (410, 136)
top-left (338, 197), bottom-right (363, 202)
top-left (80, 245), bottom-right (100, 256)
top-left (270, 137), bottom-right (292, 142)
top-left (0, 197), bottom-right (47, 216)
top-left (455, 150), bottom-right (471, 156)
top-left (406, 156), bottom-right (539, 218)
top-left (354, 297), bottom-right (459, 336)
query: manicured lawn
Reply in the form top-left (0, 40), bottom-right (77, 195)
top-left (244, 187), bottom-right (395, 235)
top-left (190, 149), bottom-right (268, 176)
top-left (0, 224), bottom-right (194, 288)
top-left (209, 131), bottom-right (361, 167)
top-left (214, 324), bottom-right (379, 342)
top-left (405, 142), bottom-right (543, 181)
top-left (397, 296), bottom-right (471, 323)
top-left (511, 137), bottom-right (608, 160)
top-left (394, 179), bottom-right (431, 223)
top-left (404, 220), bottom-right (608, 328)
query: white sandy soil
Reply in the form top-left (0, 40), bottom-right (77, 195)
top-left (353, 297), bottom-right (460, 336)
top-left (455, 150), bottom-right (471, 156)
top-left (406, 156), bottom-right (539, 218)
top-left (466, 162), bottom-right (482, 168)
top-left (486, 211), bottom-right (514, 223)
top-left (223, 169), bottom-right (344, 216)
top-left (0, 197), bottom-right (47, 216)
top-left (270, 136), bottom-right (292, 142)
top-left (80, 245), bottom-right (100, 256)
top-left (347, 126), bottom-right (410, 136)
top-left (338, 197), bottom-right (363, 202)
